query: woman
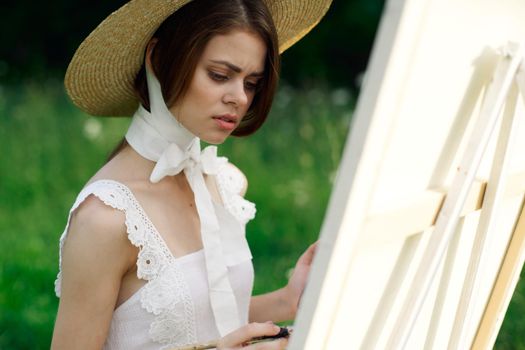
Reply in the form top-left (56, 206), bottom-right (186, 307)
top-left (52, 0), bottom-right (331, 349)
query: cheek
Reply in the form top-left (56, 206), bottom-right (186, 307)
top-left (245, 93), bottom-right (257, 112)
top-left (248, 93), bottom-right (256, 106)
top-left (189, 71), bottom-right (220, 102)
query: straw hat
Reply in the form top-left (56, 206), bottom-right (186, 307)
top-left (65, 0), bottom-right (333, 117)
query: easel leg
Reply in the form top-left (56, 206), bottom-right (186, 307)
top-left (386, 44), bottom-right (524, 350)
top-left (471, 196), bottom-right (525, 350)
top-left (448, 75), bottom-right (520, 350)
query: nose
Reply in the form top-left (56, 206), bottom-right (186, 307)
top-left (223, 81), bottom-right (249, 108)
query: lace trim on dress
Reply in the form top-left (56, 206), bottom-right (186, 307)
top-left (54, 161), bottom-right (254, 347)
top-left (215, 163), bottom-right (256, 225)
top-left (54, 180), bottom-right (197, 347)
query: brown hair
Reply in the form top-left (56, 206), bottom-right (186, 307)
top-left (108, 0), bottom-right (280, 160)
top-left (135, 0), bottom-right (280, 136)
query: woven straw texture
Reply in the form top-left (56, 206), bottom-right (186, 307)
top-left (65, 0), bottom-right (332, 117)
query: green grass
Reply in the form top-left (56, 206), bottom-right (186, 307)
top-left (0, 81), bottom-right (523, 349)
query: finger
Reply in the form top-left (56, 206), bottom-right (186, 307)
top-left (307, 241), bottom-right (318, 256)
top-left (218, 323), bottom-right (281, 348)
top-left (298, 241), bottom-right (318, 265)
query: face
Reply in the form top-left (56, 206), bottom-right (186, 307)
top-left (170, 30), bottom-right (267, 144)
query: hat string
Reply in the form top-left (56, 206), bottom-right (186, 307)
top-left (125, 69), bottom-right (242, 336)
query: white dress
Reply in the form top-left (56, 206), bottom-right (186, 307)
top-left (55, 162), bottom-right (256, 349)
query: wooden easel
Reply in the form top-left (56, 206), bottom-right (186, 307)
top-left (384, 42), bottom-right (525, 350)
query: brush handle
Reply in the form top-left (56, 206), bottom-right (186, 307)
top-left (169, 326), bottom-right (292, 350)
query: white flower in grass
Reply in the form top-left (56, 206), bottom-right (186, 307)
top-left (331, 88), bottom-right (351, 106)
top-left (83, 118), bottom-right (102, 140)
top-left (294, 191), bottom-right (310, 207)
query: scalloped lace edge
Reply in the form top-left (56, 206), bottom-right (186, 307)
top-left (215, 163), bottom-right (257, 225)
top-left (54, 179), bottom-right (197, 347)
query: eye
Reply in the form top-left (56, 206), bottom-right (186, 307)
top-left (208, 71), bottom-right (228, 82)
top-left (244, 80), bottom-right (261, 92)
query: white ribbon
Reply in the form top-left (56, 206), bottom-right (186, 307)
top-left (125, 68), bottom-right (241, 336)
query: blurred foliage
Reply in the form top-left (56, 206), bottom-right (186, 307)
top-left (0, 0), bottom-right (384, 89)
top-left (0, 0), bottom-right (127, 83)
top-left (281, 0), bottom-right (384, 88)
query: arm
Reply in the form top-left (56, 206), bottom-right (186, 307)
top-left (225, 164), bottom-right (312, 323)
top-left (51, 195), bottom-right (136, 350)
top-left (249, 242), bottom-right (317, 323)
top-left (250, 289), bottom-right (296, 323)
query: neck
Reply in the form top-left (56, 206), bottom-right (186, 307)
top-left (125, 68), bottom-right (199, 163)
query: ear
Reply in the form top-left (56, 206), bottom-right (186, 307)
top-left (145, 38), bottom-right (159, 70)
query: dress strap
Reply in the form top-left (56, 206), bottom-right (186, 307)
top-left (54, 179), bottom-right (174, 296)
top-left (54, 179), bottom-right (199, 346)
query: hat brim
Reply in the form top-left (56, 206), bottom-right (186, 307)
top-left (65, 0), bottom-right (332, 116)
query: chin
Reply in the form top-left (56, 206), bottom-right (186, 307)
top-left (201, 133), bottom-right (229, 145)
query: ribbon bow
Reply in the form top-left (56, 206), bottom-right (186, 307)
top-left (151, 141), bottom-right (223, 183)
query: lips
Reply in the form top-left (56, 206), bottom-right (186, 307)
top-left (213, 114), bottom-right (238, 123)
top-left (212, 114), bottom-right (238, 131)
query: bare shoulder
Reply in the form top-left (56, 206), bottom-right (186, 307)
top-left (70, 194), bottom-right (127, 240)
top-left (63, 194), bottom-right (135, 269)
top-left (54, 194), bottom-right (135, 349)
top-left (60, 193), bottom-right (137, 298)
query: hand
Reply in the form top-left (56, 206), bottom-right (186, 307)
top-left (217, 322), bottom-right (288, 349)
top-left (283, 241), bottom-right (318, 317)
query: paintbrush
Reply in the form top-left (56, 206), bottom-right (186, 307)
top-left (169, 326), bottom-right (292, 350)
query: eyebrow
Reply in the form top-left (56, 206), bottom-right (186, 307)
top-left (209, 60), bottom-right (264, 77)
